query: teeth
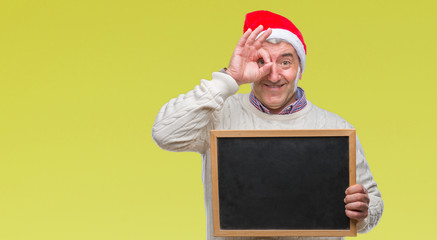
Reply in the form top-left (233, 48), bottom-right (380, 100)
top-left (266, 84), bottom-right (284, 88)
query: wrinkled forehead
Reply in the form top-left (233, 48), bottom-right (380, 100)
top-left (261, 41), bottom-right (298, 59)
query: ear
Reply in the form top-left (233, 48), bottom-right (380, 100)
top-left (296, 66), bottom-right (303, 80)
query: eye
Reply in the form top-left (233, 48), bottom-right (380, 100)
top-left (281, 60), bottom-right (291, 66)
top-left (279, 60), bottom-right (292, 69)
top-left (257, 58), bottom-right (265, 66)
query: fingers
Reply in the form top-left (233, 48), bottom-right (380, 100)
top-left (246, 25), bottom-right (264, 46)
top-left (258, 62), bottom-right (273, 78)
top-left (345, 209), bottom-right (368, 222)
top-left (237, 25), bottom-right (268, 48)
top-left (230, 25), bottom-right (272, 84)
top-left (257, 48), bottom-right (271, 64)
top-left (345, 201), bottom-right (369, 212)
top-left (345, 184), bottom-right (369, 204)
top-left (256, 48), bottom-right (272, 77)
top-left (253, 28), bottom-right (272, 49)
top-left (344, 192), bottom-right (370, 204)
top-left (237, 28), bottom-right (253, 48)
top-left (344, 184), bottom-right (369, 222)
top-left (345, 184), bottom-right (367, 195)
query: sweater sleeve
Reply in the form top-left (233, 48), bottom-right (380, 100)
top-left (152, 72), bottom-right (239, 154)
top-left (355, 136), bottom-right (384, 233)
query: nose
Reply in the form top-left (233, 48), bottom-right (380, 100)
top-left (267, 64), bottom-right (281, 83)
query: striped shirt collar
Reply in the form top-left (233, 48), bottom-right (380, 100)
top-left (249, 87), bottom-right (307, 115)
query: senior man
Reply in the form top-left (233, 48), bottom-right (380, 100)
top-left (152, 10), bottom-right (383, 240)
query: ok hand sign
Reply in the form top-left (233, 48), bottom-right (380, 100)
top-left (226, 25), bottom-right (273, 86)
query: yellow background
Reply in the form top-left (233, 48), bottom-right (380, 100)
top-left (1, 0), bottom-right (436, 239)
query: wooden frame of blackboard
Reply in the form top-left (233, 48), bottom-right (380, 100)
top-left (210, 129), bottom-right (356, 237)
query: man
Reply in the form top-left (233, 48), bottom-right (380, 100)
top-left (152, 10), bottom-right (383, 240)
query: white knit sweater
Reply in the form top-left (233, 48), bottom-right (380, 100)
top-left (152, 72), bottom-right (383, 240)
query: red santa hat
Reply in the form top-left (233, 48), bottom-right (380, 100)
top-left (244, 10), bottom-right (307, 72)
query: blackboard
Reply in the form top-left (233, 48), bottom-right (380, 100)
top-left (210, 129), bottom-right (356, 237)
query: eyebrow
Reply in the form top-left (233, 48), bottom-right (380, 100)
top-left (280, 53), bottom-right (294, 58)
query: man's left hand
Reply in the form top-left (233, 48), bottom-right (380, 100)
top-left (344, 184), bottom-right (369, 222)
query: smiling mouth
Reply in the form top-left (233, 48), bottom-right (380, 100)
top-left (265, 84), bottom-right (285, 89)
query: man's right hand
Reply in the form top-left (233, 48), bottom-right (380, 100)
top-left (226, 25), bottom-right (273, 86)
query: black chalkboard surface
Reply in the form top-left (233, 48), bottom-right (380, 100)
top-left (210, 129), bottom-right (356, 237)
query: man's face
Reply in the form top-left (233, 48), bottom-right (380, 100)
top-left (252, 41), bottom-right (301, 114)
